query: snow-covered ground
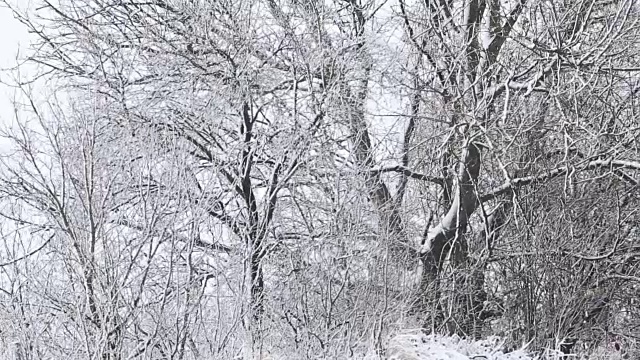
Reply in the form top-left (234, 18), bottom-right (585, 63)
top-left (376, 331), bottom-right (628, 360)
top-left (383, 331), bottom-right (535, 360)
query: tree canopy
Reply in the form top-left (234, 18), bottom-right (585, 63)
top-left (0, 0), bottom-right (639, 358)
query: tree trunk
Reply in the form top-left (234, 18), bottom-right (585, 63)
top-left (419, 142), bottom-right (482, 333)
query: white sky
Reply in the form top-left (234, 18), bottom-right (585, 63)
top-left (0, 3), bottom-right (31, 126)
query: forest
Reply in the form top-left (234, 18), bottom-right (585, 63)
top-left (0, 0), bottom-right (638, 359)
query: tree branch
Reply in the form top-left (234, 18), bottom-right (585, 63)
top-left (369, 165), bottom-right (443, 186)
top-left (480, 157), bottom-right (640, 203)
top-left (487, 0), bottom-right (528, 62)
top-left (0, 234), bottom-right (54, 267)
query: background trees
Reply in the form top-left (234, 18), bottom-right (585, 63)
top-left (0, 0), bottom-right (639, 358)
